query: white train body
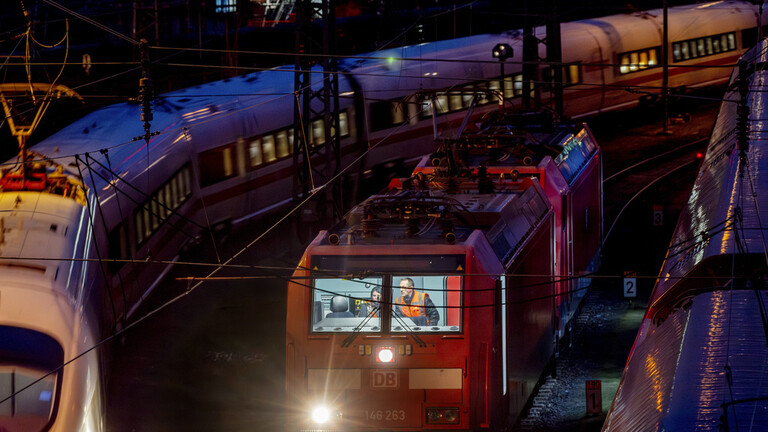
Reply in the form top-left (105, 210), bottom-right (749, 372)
top-left (603, 38), bottom-right (768, 431)
top-left (1, 1), bottom-right (765, 429)
top-left (0, 169), bottom-right (103, 431)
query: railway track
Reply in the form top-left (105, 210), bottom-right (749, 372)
top-left (516, 105), bottom-right (717, 432)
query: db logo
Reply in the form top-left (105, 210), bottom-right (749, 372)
top-left (371, 370), bottom-right (399, 389)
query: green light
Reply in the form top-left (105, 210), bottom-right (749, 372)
top-left (387, 57), bottom-right (395, 64)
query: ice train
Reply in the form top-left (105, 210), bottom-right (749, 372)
top-left (0, 1), bottom-right (766, 430)
top-left (602, 38), bottom-right (768, 431)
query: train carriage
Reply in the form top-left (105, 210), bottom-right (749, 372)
top-left (602, 37), bottom-right (768, 431)
top-left (0, 160), bottom-right (104, 431)
top-left (285, 112), bottom-right (602, 431)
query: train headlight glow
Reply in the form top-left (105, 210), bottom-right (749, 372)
top-left (376, 346), bottom-right (395, 363)
top-left (311, 406), bottom-right (331, 424)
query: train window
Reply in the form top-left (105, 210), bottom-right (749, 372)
top-left (339, 111), bottom-right (349, 137)
top-left (449, 92), bottom-right (463, 111)
top-left (275, 131), bottom-right (290, 159)
top-left (566, 64), bottom-right (581, 84)
top-left (543, 64), bottom-right (582, 90)
top-left (133, 165), bottom-right (193, 247)
top-left (672, 44), bottom-right (681, 61)
top-left (156, 189), bottom-right (166, 220)
top-left (618, 47), bottom-right (660, 74)
top-left (135, 211), bottom-right (144, 244)
top-left (311, 120), bottom-right (325, 146)
top-left (487, 80), bottom-right (501, 104)
top-left (288, 128), bottom-right (295, 149)
top-left (462, 85), bottom-right (475, 107)
top-left (435, 93), bottom-right (450, 114)
top-left (142, 206), bottom-right (151, 238)
top-left (673, 32), bottom-right (736, 62)
top-left (263, 135), bottom-right (277, 163)
top-left (513, 74), bottom-right (523, 97)
top-left (0, 326), bottom-right (62, 431)
top-left (419, 97), bottom-right (434, 118)
top-left (248, 138), bottom-right (263, 168)
top-left (311, 277), bottom-right (383, 333)
top-left (391, 102), bottom-right (406, 124)
top-left (200, 145), bottom-right (237, 186)
top-left (166, 183), bottom-right (174, 213)
top-left (170, 178), bottom-right (179, 208)
top-left (391, 275), bottom-right (461, 332)
top-left (150, 200), bottom-right (160, 230)
top-left (503, 76), bottom-right (515, 98)
top-left (182, 166), bottom-right (191, 197)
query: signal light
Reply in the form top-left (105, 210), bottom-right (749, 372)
top-left (696, 152), bottom-right (703, 159)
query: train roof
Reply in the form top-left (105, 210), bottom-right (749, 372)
top-left (317, 111), bottom-right (604, 266)
top-left (414, 111), bottom-right (599, 185)
top-left (323, 177), bottom-right (550, 263)
top-left (24, 0), bottom-right (751, 181)
top-left (649, 37), bottom-right (768, 315)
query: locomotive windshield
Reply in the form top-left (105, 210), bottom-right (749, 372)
top-left (310, 255), bottom-right (464, 333)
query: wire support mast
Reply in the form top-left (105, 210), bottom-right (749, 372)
top-left (139, 38), bottom-right (154, 145)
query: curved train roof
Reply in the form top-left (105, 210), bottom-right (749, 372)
top-left (651, 38), bottom-right (768, 308)
top-left (26, 0), bottom-right (761, 181)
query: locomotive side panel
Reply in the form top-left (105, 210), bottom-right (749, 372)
top-left (504, 213), bottom-right (556, 423)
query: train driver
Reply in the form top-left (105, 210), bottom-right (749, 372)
top-left (394, 277), bottom-right (440, 326)
top-left (357, 286), bottom-right (382, 317)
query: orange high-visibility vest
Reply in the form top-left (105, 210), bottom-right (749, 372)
top-left (395, 291), bottom-right (426, 321)
top-left (362, 301), bottom-right (378, 317)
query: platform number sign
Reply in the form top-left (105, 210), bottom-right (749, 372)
top-left (586, 380), bottom-right (602, 414)
top-left (623, 271), bottom-right (637, 298)
top-left (653, 204), bottom-right (664, 226)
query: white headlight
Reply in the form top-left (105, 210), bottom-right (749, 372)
top-left (312, 406), bottom-right (331, 424)
top-left (376, 346), bottom-right (395, 363)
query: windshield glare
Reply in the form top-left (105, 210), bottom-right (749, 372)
top-left (311, 275), bottom-right (461, 333)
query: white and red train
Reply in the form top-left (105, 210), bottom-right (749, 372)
top-left (602, 37), bottom-right (768, 431)
top-left (0, 1), bottom-right (765, 430)
top-left (284, 110), bottom-right (602, 431)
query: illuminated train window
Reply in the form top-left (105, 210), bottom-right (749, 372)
top-left (672, 32), bottom-right (736, 62)
top-left (390, 275), bottom-right (461, 332)
top-left (312, 277), bottom-right (384, 333)
top-left (133, 165), bottom-right (192, 246)
top-left (543, 63), bottom-right (582, 89)
top-left (618, 47), bottom-right (660, 74)
top-left (310, 274), bottom-right (462, 333)
top-left (243, 110), bottom-right (349, 166)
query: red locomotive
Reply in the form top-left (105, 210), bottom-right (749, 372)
top-left (285, 111), bottom-right (602, 431)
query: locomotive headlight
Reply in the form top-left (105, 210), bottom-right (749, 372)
top-left (311, 406), bottom-right (331, 424)
top-left (443, 408), bottom-right (458, 423)
top-left (376, 346), bottom-right (395, 363)
top-left (426, 407), bottom-right (460, 424)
